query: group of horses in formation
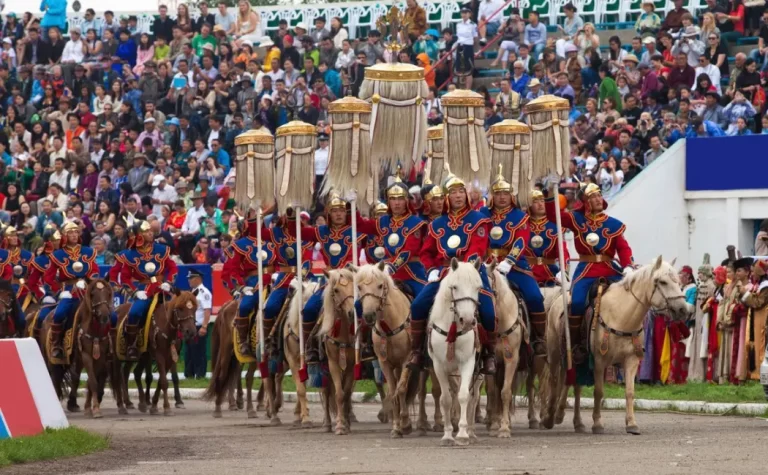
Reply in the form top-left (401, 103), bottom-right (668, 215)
top-left (203, 256), bottom-right (688, 445)
top-left (0, 256), bottom-right (688, 446)
top-left (0, 278), bottom-right (200, 419)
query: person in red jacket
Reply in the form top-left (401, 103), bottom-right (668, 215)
top-left (409, 172), bottom-right (497, 374)
top-left (545, 182), bottom-right (634, 363)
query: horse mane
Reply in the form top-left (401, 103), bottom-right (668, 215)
top-left (287, 280), bottom-right (320, 332)
top-left (357, 264), bottom-right (396, 293)
top-left (81, 278), bottom-right (114, 324)
top-left (319, 268), bottom-right (354, 336)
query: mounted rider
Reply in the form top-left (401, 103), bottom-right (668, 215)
top-left (481, 168), bottom-right (546, 353)
top-left (28, 225), bottom-right (60, 338)
top-left (545, 182), bottom-right (634, 363)
top-left (1, 225), bottom-right (31, 332)
top-left (300, 192), bottom-right (367, 364)
top-left (524, 189), bottom-right (570, 352)
top-left (356, 173), bottom-right (428, 358)
top-left (115, 220), bottom-right (179, 360)
top-left (420, 179), bottom-right (444, 222)
top-left (410, 172), bottom-right (498, 374)
top-left (364, 202), bottom-right (389, 264)
top-left (43, 221), bottom-right (99, 359)
top-left (221, 212), bottom-right (281, 357)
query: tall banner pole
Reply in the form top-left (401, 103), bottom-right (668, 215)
top-left (351, 194), bottom-right (362, 380)
top-left (296, 206), bottom-right (306, 378)
top-left (257, 205), bottom-right (268, 378)
top-left (553, 186), bottom-right (574, 383)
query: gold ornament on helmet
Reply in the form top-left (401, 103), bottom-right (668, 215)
top-left (586, 232), bottom-right (600, 247)
top-left (373, 201), bottom-right (388, 216)
top-left (386, 167), bottom-right (408, 200)
top-left (326, 192), bottom-right (347, 211)
top-left (422, 178), bottom-right (444, 200)
top-left (490, 165), bottom-right (512, 194)
top-left (3, 226), bottom-right (17, 236)
top-left (137, 220), bottom-right (152, 232)
top-left (329, 243), bottom-right (342, 256)
top-left (442, 165), bottom-right (466, 193)
top-left (62, 221), bottom-right (80, 234)
top-left (490, 226), bottom-right (503, 241)
top-left (530, 235), bottom-right (544, 249)
top-left (529, 189), bottom-right (544, 201)
top-left (582, 183), bottom-right (601, 198)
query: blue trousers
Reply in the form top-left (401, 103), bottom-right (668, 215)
top-left (303, 287), bottom-right (325, 324)
top-left (410, 266), bottom-right (496, 332)
top-left (264, 287), bottom-right (289, 321)
top-left (127, 298), bottom-right (152, 326)
top-left (36, 304), bottom-right (56, 329)
top-left (506, 270), bottom-right (545, 314)
top-left (571, 275), bottom-right (621, 317)
top-left (52, 297), bottom-right (80, 325)
top-left (238, 293), bottom-right (259, 319)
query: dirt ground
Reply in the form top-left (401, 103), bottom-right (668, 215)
top-left (5, 398), bottom-right (767, 475)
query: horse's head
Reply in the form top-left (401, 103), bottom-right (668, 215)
top-left (84, 279), bottom-right (114, 327)
top-left (630, 256), bottom-right (691, 321)
top-left (170, 290), bottom-right (198, 342)
top-left (323, 267), bottom-right (357, 321)
top-left (438, 258), bottom-right (483, 328)
top-left (357, 262), bottom-right (392, 327)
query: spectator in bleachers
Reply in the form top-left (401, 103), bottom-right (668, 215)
top-left (554, 2), bottom-right (583, 59)
top-left (636, 1), bottom-right (662, 38)
top-left (660, 0), bottom-right (691, 35)
top-left (606, 35), bottom-right (628, 74)
top-left (668, 52), bottom-right (696, 90)
top-left (749, 9), bottom-right (768, 71)
top-left (492, 9), bottom-right (524, 70)
top-left (404, 0), bottom-right (427, 42)
top-left (736, 58), bottom-right (762, 102)
top-left (478, 0), bottom-right (504, 46)
top-left (695, 53), bottom-right (722, 94)
top-left (524, 11), bottom-right (547, 59)
top-left (310, 16), bottom-right (329, 45)
top-left (598, 65), bottom-right (623, 113)
top-left (717, 0), bottom-right (747, 47)
top-left (723, 90), bottom-right (758, 134)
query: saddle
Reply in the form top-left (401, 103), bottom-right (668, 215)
top-left (394, 280), bottom-right (415, 302)
top-left (564, 278), bottom-right (613, 367)
top-left (46, 309), bottom-right (81, 366)
top-left (116, 293), bottom-right (164, 361)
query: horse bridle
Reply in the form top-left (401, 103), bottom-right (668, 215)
top-left (629, 277), bottom-right (686, 314)
top-left (359, 282), bottom-right (389, 317)
top-left (155, 302), bottom-right (195, 342)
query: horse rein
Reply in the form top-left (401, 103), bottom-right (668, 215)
top-left (431, 287), bottom-right (479, 338)
top-left (628, 277), bottom-right (686, 315)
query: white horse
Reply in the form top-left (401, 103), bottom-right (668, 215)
top-left (283, 279), bottom-right (321, 428)
top-left (543, 256), bottom-right (689, 435)
top-left (428, 259), bottom-right (484, 446)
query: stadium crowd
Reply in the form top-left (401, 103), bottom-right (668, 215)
top-left (0, 0), bottom-right (765, 263)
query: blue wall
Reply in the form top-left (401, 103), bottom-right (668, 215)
top-left (686, 135), bottom-right (768, 191)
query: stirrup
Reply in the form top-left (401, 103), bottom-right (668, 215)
top-left (234, 317), bottom-right (252, 355)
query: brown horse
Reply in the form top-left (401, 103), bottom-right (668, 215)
top-left (318, 268), bottom-right (357, 435)
top-left (78, 279), bottom-right (116, 419)
top-left (0, 280), bottom-right (22, 339)
top-left (115, 290), bottom-right (198, 415)
top-left (204, 299), bottom-right (260, 419)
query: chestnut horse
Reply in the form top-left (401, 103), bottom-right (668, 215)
top-left (115, 290), bottom-right (198, 415)
top-left (78, 279), bottom-right (116, 418)
top-left (0, 280), bottom-right (22, 339)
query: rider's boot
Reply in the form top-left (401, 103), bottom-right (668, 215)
top-left (360, 324), bottom-right (375, 361)
top-left (234, 316), bottom-right (252, 356)
top-left (530, 311), bottom-right (548, 355)
top-left (125, 324), bottom-right (140, 360)
top-left (481, 329), bottom-right (497, 375)
top-left (406, 319), bottom-right (428, 370)
top-left (303, 321), bottom-right (319, 364)
top-left (262, 317), bottom-right (277, 357)
top-left (569, 313), bottom-right (586, 365)
top-left (50, 323), bottom-right (65, 359)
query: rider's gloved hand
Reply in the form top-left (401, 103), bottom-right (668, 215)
top-left (134, 290), bottom-right (148, 300)
top-left (428, 270), bottom-right (440, 283)
top-left (42, 295), bottom-right (56, 305)
top-left (75, 280), bottom-right (86, 290)
top-left (160, 282), bottom-right (172, 292)
top-left (59, 291), bottom-right (73, 300)
top-left (496, 260), bottom-right (512, 275)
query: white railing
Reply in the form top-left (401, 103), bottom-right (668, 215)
top-left (47, 0), bottom-right (708, 38)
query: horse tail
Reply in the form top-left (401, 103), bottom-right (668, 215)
top-left (538, 362), bottom-right (551, 417)
top-left (202, 305), bottom-right (238, 402)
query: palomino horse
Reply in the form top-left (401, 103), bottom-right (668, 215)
top-left (429, 259), bottom-right (485, 446)
top-left (115, 290), bottom-right (198, 415)
top-left (78, 279), bottom-right (115, 419)
top-left (543, 257), bottom-right (689, 435)
top-left (484, 265), bottom-right (526, 438)
top-left (204, 299), bottom-right (259, 419)
top-left (357, 263), bottom-right (421, 438)
top-left (317, 268), bottom-right (357, 435)
top-left (283, 279), bottom-right (321, 428)
top-left (0, 280), bottom-right (22, 339)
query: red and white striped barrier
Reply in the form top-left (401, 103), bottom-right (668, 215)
top-left (0, 338), bottom-right (68, 439)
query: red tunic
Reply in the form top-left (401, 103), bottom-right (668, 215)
top-left (421, 207), bottom-right (490, 276)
